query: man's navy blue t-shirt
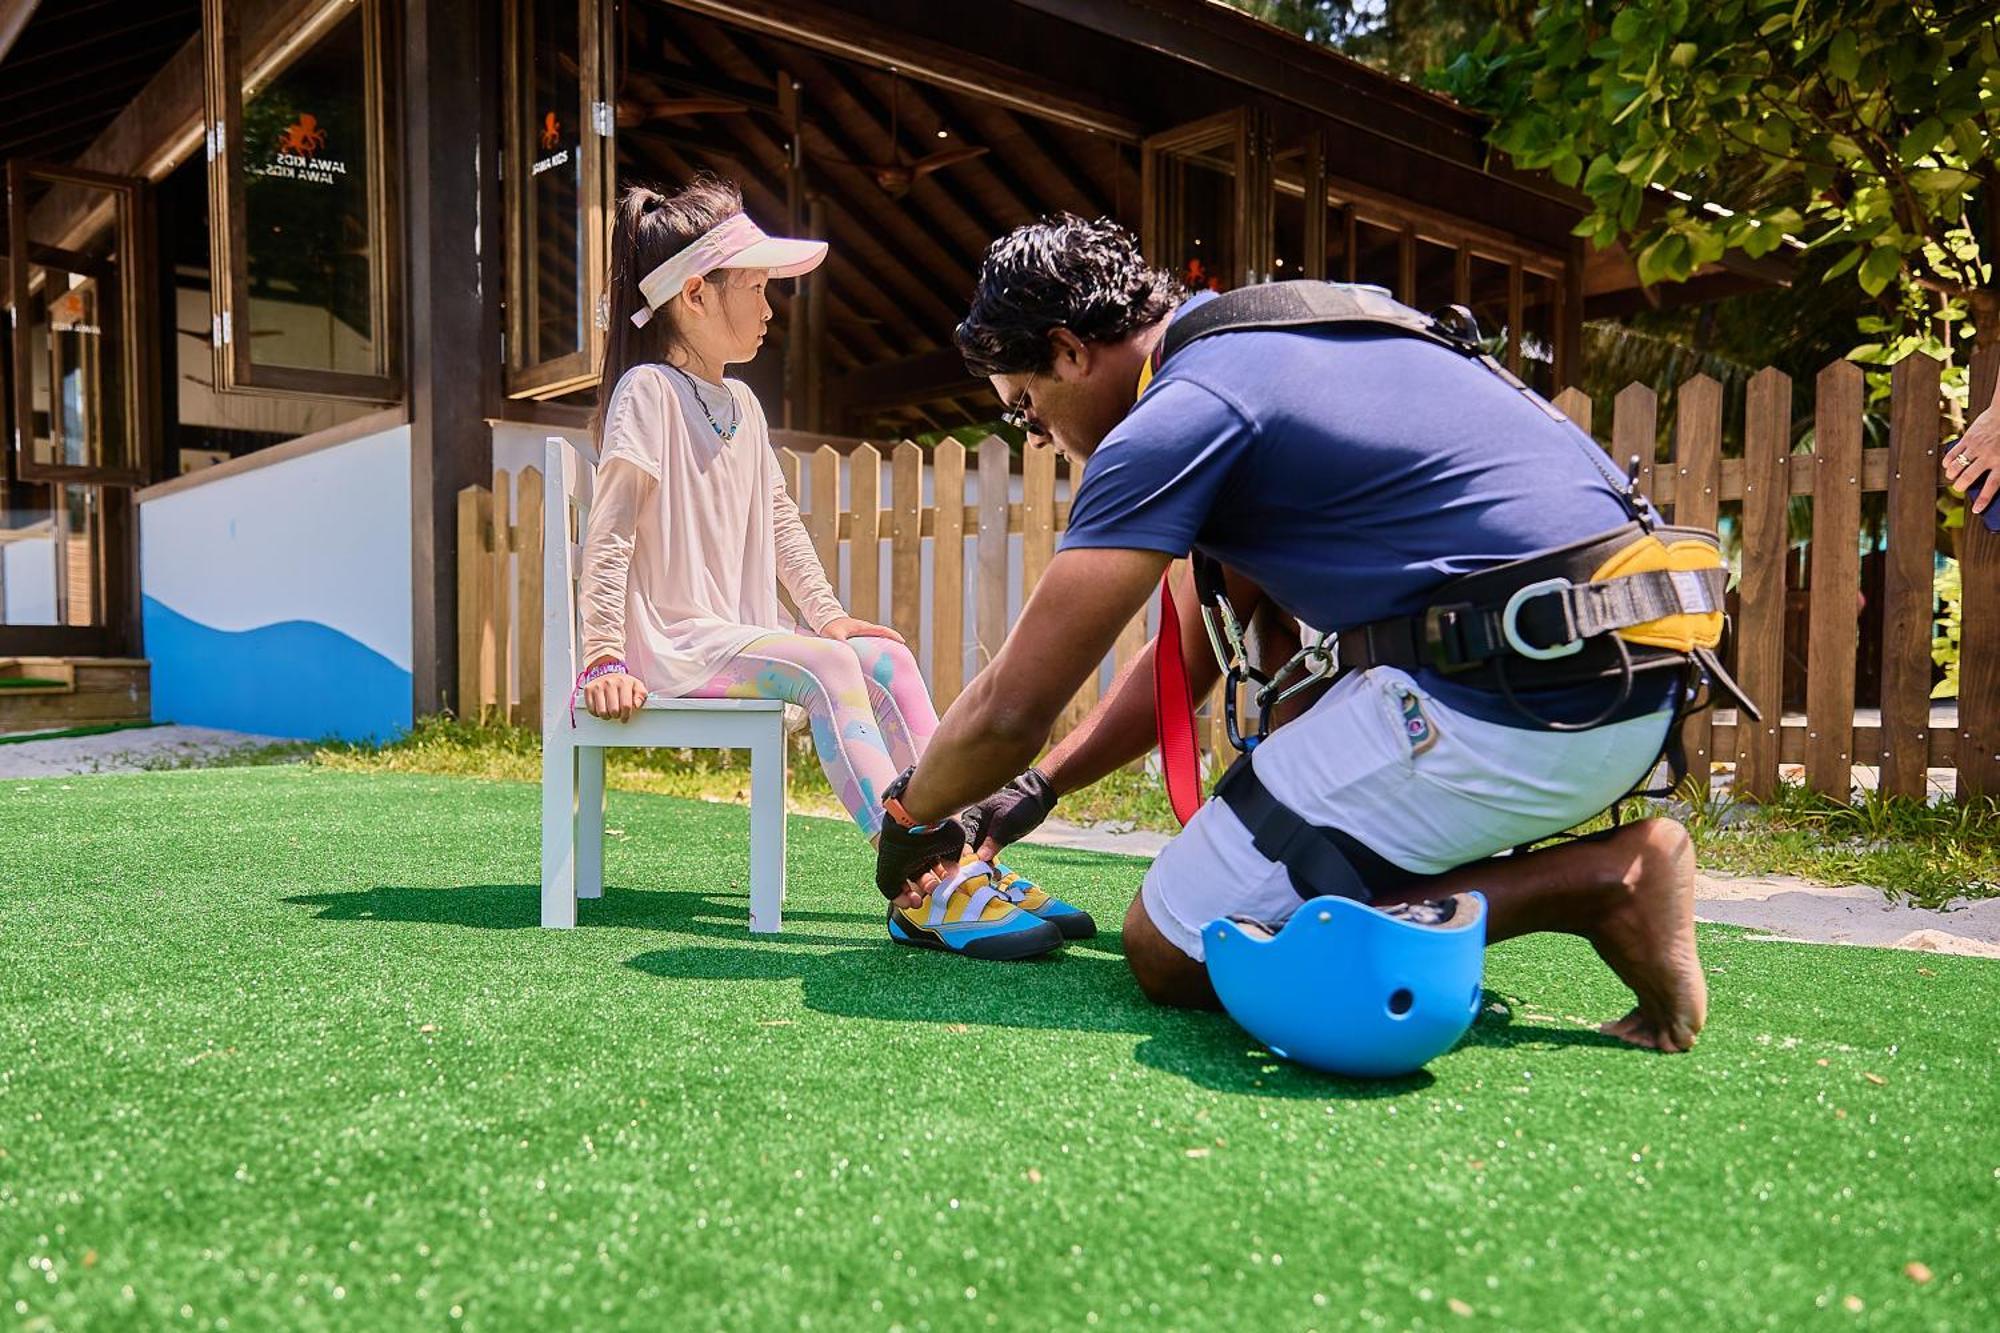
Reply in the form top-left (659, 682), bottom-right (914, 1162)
top-left (1059, 291), bottom-right (1671, 724)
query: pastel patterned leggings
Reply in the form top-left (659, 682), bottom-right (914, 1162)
top-left (683, 632), bottom-right (939, 837)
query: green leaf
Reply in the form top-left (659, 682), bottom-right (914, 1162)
top-left (1857, 243), bottom-right (1903, 297)
top-left (1669, 41), bottom-right (1699, 68)
top-left (1611, 9), bottom-right (1651, 46)
top-left (1823, 245), bottom-right (1865, 280)
top-left (1908, 167), bottom-right (1975, 197)
top-left (1636, 233), bottom-right (1692, 286)
top-left (1828, 31), bottom-right (1860, 83)
top-left (1900, 118), bottom-right (1947, 165)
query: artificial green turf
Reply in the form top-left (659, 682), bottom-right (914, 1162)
top-left (2, 768), bottom-right (1995, 1331)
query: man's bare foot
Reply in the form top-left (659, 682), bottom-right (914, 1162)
top-left (1583, 819), bottom-right (1707, 1052)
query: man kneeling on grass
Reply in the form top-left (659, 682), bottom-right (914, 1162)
top-left (873, 215), bottom-right (1742, 1053)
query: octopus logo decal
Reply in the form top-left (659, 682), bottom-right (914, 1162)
top-left (275, 113), bottom-right (328, 157)
top-left (540, 112), bottom-right (562, 151)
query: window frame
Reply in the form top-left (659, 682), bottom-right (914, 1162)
top-left (201, 0), bottom-right (402, 402)
top-left (6, 159), bottom-right (155, 488)
top-left (502, 0), bottom-right (616, 400)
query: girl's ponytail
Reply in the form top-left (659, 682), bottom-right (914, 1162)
top-left (593, 175), bottom-right (745, 440)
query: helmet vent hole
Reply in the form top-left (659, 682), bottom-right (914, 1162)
top-left (1387, 988), bottom-right (1414, 1016)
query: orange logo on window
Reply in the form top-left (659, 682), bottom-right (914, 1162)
top-left (541, 112), bottom-right (561, 150)
top-left (275, 113), bottom-right (328, 157)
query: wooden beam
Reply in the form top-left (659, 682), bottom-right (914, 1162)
top-left (0, 1), bottom-right (40, 65)
top-left (633, 133), bottom-right (911, 363)
top-left (630, 109), bottom-right (936, 357)
top-left (988, 105), bottom-right (1113, 218)
top-left (660, 0), bottom-right (1139, 141)
top-left (678, 20), bottom-right (969, 331)
top-left (405, 0), bottom-right (497, 716)
top-left (801, 53), bottom-right (1011, 257)
top-left (826, 346), bottom-right (982, 412)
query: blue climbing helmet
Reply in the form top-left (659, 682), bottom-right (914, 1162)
top-left (1204, 893), bottom-right (1488, 1079)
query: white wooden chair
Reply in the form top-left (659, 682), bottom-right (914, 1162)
top-left (540, 434), bottom-right (787, 931)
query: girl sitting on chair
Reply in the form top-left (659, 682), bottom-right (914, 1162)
top-left (575, 176), bottom-right (1089, 959)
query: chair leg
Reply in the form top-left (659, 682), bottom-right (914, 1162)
top-left (748, 724), bottom-right (786, 934)
top-left (576, 745), bottom-right (606, 900)
top-left (541, 733), bottom-right (577, 929)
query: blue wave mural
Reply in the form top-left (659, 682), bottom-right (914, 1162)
top-left (142, 597), bottom-right (412, 743)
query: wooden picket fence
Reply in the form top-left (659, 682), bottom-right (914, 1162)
top-left (457, 344), bottom-right (2000, 802)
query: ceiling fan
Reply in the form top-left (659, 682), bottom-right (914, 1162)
top-left (813, 72), bottom-right (987, 199)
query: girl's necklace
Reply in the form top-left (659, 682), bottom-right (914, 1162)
top-left (668, 363), bottom-right (741, 442)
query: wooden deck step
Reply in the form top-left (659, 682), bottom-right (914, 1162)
top-left (0, 657), bottom-right (150, 735)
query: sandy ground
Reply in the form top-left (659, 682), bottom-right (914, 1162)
top-left (4, 726), bottom-right (1993, 957)
top-left (0, 724), bottom-right (288, 778)
top-left (1026, 820), bottom-right (2000, 959)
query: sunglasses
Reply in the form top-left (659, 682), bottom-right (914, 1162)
top-left (1001, 370), bottom-right (1043, 436)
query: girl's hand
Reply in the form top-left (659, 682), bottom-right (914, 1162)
top-left (584, 664), bottom-right (650, 721)
top-left (820, 616), bottom-right (905, 644)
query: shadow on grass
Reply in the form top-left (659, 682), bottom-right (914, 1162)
top-left (293, 880), bottom-right (1632, 1097)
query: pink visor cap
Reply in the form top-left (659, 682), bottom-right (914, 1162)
top-left (631, 212), bottom-right (828, 327)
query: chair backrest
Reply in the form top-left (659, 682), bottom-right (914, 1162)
top-left (542, 435), bottom-right (594, 729)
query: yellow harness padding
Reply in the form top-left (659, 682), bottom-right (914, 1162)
top-left (1589, 534), bottom-right (1726, 652)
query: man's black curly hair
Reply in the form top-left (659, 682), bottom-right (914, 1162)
top-left (955, 214), bottom-right (1182, 377)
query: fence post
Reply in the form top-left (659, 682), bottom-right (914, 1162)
top-left (1057, 451), bottom-right (1100, 741)
top-left (1735, 368), bottom-right (1792, 800)
top-left (1960, 345), bottom-right (2000, 798)
top-left (808, 446), bottom-right (839, 582)
top-left (455, 484), bottom-right (494, 721)
top-left (516, 467), bottom-right (544, 728)
top-left (976, 436), bottom-right (1011, 673)
top-left (932, 440), bottom-right (966, 708)
top-left (1552, 386), bottom-right (1592, 434)
top-left (891, 441), bottom-right (923, 649)
top-left (1880, 355), bottom-right (1942, 799)
top-left (1673, 376), bottom-right (1722, 786)
top-left (849, 444), bottom-right (882, 624)
top-left (1021, 438), bottom-right (1057, 598)
top-left (1806, 360), bottom-right (1864, 800)
top-left (491, 470), bottom-right (513, 722)
top-left (1612, 383), bottom-right (1659, 507)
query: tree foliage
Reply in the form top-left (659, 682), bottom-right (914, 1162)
top-left (1437, 2), bottom-right (2000, 339)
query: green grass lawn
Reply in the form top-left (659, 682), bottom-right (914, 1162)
top-left (3, 767), bottom-right (1996, 1331)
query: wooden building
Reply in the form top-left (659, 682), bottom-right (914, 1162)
top-left (0, 0), bottom-right (1762, 738)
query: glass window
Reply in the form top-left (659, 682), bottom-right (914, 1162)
top-left (7, 161), bottom-right (148, 484)
top-left (1467, 252), bottom-right (1513, 364)
top-left (1522, 268), bottom-right (1560, 395)
top-left (1325, 201), bottom-right (1352, 282)
top-left (505, 0), bottom-right (614, 398)
top-left (1353, 217), bottom-right (1402, 298)
top-left (1144, 111), bottom-right (1247, 294)
top-left (1271, 148), bottom-right (1309, 280)
top-left (1413, 235), bottom-right (1457, 317)
top-left (0, 485), bottom-right (101, 628)
top-left (203, 0), bottom-right (398, 399)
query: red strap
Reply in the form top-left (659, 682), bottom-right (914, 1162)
top-left (1153, 571), bottom-right (1205, 826)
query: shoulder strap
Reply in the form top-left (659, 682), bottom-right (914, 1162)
top-left (1152, 280), bottom-right (1643, 518)
top-left (1156, 281), bottom-right (1473, 366)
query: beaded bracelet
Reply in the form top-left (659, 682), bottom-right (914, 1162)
top-left (570, 659), bottom-right (629, 726)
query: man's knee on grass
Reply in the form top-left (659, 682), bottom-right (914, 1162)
top-left (1122, 892), bottom-right (1220, 1010)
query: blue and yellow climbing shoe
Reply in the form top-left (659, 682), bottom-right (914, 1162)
top-left (978, 853), bottom-right (1098, 940)
top-left (888, 861), bottom-right (1065, 960)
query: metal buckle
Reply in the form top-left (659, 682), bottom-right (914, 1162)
top-left (1501, 578), bottom-right (1585, 661)
top-left (1422, 603), bottom-right (1479, 675)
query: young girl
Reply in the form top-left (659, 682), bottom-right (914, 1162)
top-left (574, 177), bottom-right (1090, 959)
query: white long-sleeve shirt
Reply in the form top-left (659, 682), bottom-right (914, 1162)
top-left (577, 362), bottom-right (844, 695)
